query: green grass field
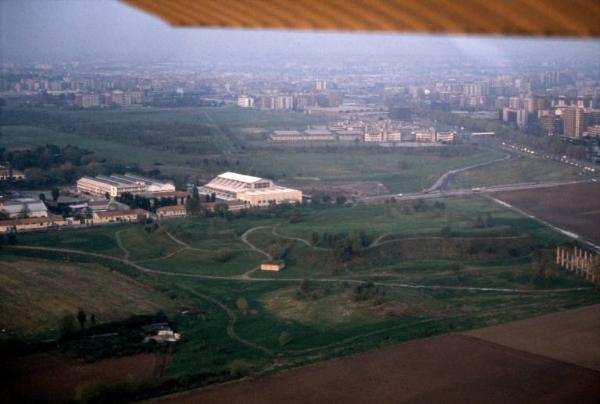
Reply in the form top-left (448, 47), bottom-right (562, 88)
top-left (4, 103), bottom-right (600, 400)
top-left (0, 106), bottom-right (328, 162)
top-left (0, 255), bottom-right (179, 339)
top-left (4, 106), bottom-right (593, 196)
top-left (238, 148), bottom-right (503, 193)
top-left (2, 188), bottom-right (599, 390)
top-left (448, 155), bottom-right (598, 189)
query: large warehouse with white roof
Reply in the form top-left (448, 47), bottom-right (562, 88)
top-left (199, 172), bottom-right (302, 207)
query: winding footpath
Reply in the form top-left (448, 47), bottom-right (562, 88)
top-left (7, 244), bottom-right (592, 294)
top-left (240, 226), bottom-right (273, 260)
top-left (114, 229), bottom-right (130, 261)
top-left (6, 226), bottom-right (593, 359)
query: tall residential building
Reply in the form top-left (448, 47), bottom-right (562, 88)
top-left (75, 93), bottom-right (100, 108)
top-left (540, 115), bottom-right (562, 136)
top-left (562, 107), bottom-right (584, 138)
top-left (237, 95), bottom-right (254, 108)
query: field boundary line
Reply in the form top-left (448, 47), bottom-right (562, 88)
top-left (487, 195), bottom-right (600, 254)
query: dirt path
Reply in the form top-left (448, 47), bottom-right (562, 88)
top-left (114, 229), bottom-right (130, 261)
top-left (369, 233), bottom-right (390, 248)
top-left (366, 234), bottom-right (528, 250)
top-left (241, 226), bottom-right (273, 260)
top-left (163, 229), bottom-right (192, 249)
top-left (134, 247), bottom-right (187, 263)
top-left (177, 284), bottom-right (273, 355)
top-left (271, 227), bottom-right (332, 251)
top-left (7, 245), bottom-right (592, 294)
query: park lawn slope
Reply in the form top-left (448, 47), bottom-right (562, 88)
top-left (0, 255), bottom-right (179, 339)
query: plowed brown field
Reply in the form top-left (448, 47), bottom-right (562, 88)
top-left (494, 182), bottom-right (600, 244)
top-left (155, 305), bottom-right (600, 404)
top-left (0, 352), bottom-right (164, 403)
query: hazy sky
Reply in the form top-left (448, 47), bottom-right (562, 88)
top-left (1, 0), bottom-right (599, 64)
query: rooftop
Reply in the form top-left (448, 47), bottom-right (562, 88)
top-left (0, 215), bottom-right (64, 226)
top-left (95, 208), bottom-right (148, 218)
top-left (218, 172), bottom-right (262, 184)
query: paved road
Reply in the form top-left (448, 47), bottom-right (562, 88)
top-left (358, 178), bottom-right (594, 204)
top-left (425, 152), bottom-right (512, 192)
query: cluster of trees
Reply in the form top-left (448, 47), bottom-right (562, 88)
top-left (0, 143), bottom-right (131, 189)
top-left (383, 199), bottom-right (446, 215)
top-left (296, 278), bottom-right (337, 300)
top-left (58, 312), bottom-right (170, 362)
top-left (350, 281), bottom-right (386, 303)
top-left (3, 108), bottom-right (224, 156)
top-left (59, 309), bottom-right (97, 337)
top-left (116, 192), bottom-right (179, 212)
top-left (311, 230), bottom-right (370, 262)
top-left (267, 239), bottom-right (293, 261)
top-left (0, 232), bottom-right (18, 247)
top-left (530, 250), bottom-right (560, 283)
top-left (475, 212), bottom-right (494, 228)
top-left (310, 194), bottom-right (348, 207)
top-left (413, 199), bottom-right (446, 212)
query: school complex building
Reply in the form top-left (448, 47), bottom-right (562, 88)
top-left (199, 172), bottom-right (302, 207)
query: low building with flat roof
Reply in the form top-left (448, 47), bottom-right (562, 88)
top-left (92, 208), bottom-right (149, 224)
top-left (0, 165), bottom-right (26, 181)
top-left (260, 260), bottom-right (285, 271)
top-left (156, 205), bottom-right (187, 218)
top-left (0, 215), bottom-right (65, 233)
top-left (0, 198), bottom-right (48, 219)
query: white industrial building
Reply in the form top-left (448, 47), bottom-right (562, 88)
top-left (199, 172), bottom-right (302, 207)
top-left (77, 173), bottom-right (175, 198)
top-left (0, 198), bottom-right (48, 218)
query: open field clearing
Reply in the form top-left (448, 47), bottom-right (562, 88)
top-left (0, 125), bottom-right (186, 164)
top-left (155, 306), bottom-right (600, 404)
top-left (3, 195), bottom-right (600, 401)
top-left (142, 249), bottom-right (264, 276)
top-left (448, 155), bottom-right (597, 189)
top-left (239, 148), bottom-right (503, 193)
top-left (16, 225), bottom-right (126, 258)
top-left (494, 182), bottom-right (600, 244)
top-left (0, 256), bottom-right (178, 339)
top-left (1, 106), bottom-right (328, 161)
top-left (117, 226), bottom-right (182, 261)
